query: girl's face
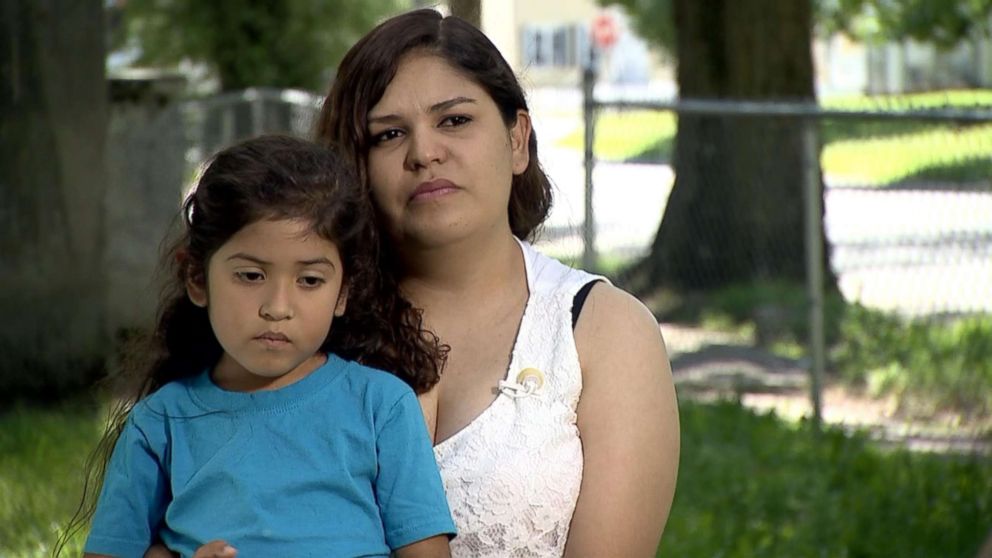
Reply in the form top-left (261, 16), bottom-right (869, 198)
top-left (365, 53), bottom-right (531, 249)
top-left (186, 218), bottom-right (347, 391)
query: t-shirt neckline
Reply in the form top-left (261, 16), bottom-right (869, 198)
top-left (190, 353), bottom-right (348, 413)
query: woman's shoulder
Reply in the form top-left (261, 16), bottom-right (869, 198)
top-left (574, 282), bottom-right (670, 376)
top-left (517, 239), bottom-right (605, 293)
top-left (578, 282), bottom-right (661, 337)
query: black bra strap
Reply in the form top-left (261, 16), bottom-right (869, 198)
top-left (571, 280), bottom-right (602, 330)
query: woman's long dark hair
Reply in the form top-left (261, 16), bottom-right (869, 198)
top-left (315, 8), bottom-right (553, 241)
top-left (56, 135), bottom-right (445, 555)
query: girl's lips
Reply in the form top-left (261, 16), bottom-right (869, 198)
top-left (254, 332), bottom-right (290, 347)
top-left (409, 178), bottom-right (459, 202)
top-left (256, 332), bottom-right (289, 341)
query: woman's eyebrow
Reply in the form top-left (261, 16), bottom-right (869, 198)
top-left (368, 96), bottom-right (477, 124)
top-left (428, 96), bottom-right (476, 113)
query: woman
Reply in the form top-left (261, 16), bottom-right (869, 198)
top-left (151, 8), bottom-right (679, 558)
top-left (318, 9), bottom-right (679, 557)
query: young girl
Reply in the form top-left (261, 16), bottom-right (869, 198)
top-left (74, 135), bottom-right (455, 557)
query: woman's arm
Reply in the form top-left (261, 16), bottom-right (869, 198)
top-left (417, 386), bottom-right (441, 444)
top-left (565, 284), bottom-right (680, 557)
top-left (394, 535), bottom-right (451, 558)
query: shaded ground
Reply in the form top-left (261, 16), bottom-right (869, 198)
top-left (662, 323), bottom-right (992, 455)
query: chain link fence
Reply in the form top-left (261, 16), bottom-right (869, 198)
top-left (558, 85), bottom-right (992, 421)
top-left (180, 87), bottom-right (324, 181)
top-left (570, 97), bottom-right (992, 314)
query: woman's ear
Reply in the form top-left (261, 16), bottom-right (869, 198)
top-left (509, 110), bottom-right (532, 175)
top-left (334, 286), bottom-right (348, 317)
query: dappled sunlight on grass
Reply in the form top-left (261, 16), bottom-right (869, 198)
top-left (558, 110), bottom-right (677, 161)
top-left (821, 124), bottom-right (992, 186)
top-left (823, 89), bottom-right (992, 111)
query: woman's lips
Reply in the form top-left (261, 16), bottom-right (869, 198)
top-left (409, 178), bottom-right (459, 202)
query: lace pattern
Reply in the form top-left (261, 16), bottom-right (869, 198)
top-left (434, 241), bottom-right (602, 557)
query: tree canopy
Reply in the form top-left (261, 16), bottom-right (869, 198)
top-left (818, 0), bottom-right (992, 48)
top-left (115, 0), bottom-right (400, 91)
top-left (603, 0), bottom-right (992, 54)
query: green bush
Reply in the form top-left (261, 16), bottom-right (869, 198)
top-left (836, 305), bottom-right (992, 416)
top-left (654, 279), bottom-right (992, 417)
top-left (661, 280), bottom-right (847, 349)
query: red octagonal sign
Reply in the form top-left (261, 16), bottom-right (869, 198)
top-left (591, 12), bottom-right (618, 49)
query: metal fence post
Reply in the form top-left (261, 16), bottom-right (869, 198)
top-left (582, 64), bottom-right (597, 271)
top-left (802, 117), bottom-right (825, 428)
top-left (252, 90), bottom-right (265, 137)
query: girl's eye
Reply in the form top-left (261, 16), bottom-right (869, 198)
top-left (299, 276), bottom-right (325, 288)
top-left (440, 115), bottom-right (471, 128)
top-left (235, 271), bottom-right (264, 283)
top-left (371, 128), bottom-right (403, 145)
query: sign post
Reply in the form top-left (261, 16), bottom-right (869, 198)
top-left (582, 12), bottom-right (618, 271)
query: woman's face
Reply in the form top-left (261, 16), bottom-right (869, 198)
top-left (365, 53), bottom-right (531, 249)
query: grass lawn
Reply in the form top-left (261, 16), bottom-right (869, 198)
top-left (2, 395), bottom-right (990, 557)
top-left (557, 89), bottom-right (992, 187)
top-left (0, 397), bottom-right (104, 557)
top-left (662, 401), bottom-right (992, 557)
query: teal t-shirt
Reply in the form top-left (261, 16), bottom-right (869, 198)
top-left (85, 354), bottom-right (455, 558)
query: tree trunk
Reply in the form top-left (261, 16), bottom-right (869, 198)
top-left (448, 0), bottom-right (481, 27)
top-left (633, 0), bottom-right (833, 293)
top-left (0, 0), bottom-right (108, 399)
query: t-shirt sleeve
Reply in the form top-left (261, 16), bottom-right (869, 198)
top-left (374, 390), bottom-right (456, 549)
top-left (84, 410), bottom-right (170, 557)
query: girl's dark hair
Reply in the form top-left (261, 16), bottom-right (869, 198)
top-left (56, 135), bottom-right (445, 555)
top-left (315, 8), bottom-right (552, 241)
top-left (141, 134), bottom-right (444, 395)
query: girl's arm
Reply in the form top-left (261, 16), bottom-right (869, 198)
top-left (85, 413), bottom-right (171, 558)
top-left (564, 283), bottom-right (681, 557)
top-left (394, 535), bottom-right (451, 558)
top-left (375, 391), bottom-right (456, 553)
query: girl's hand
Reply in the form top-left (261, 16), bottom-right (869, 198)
top-left (142, 545), bottom-right (177, 558)
top-left (192, 540), bottom-right (237, 558)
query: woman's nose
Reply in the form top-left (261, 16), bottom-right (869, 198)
top-left (404, 129), bottom-right (447, 170)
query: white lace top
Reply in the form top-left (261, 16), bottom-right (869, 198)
top-left (433, 239), bottom-right (603, 557)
